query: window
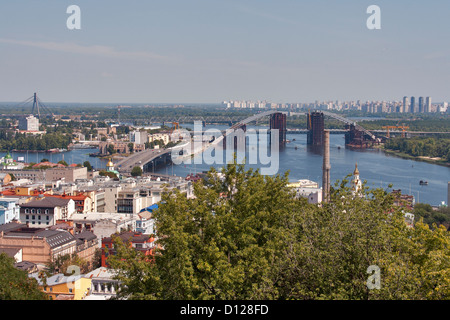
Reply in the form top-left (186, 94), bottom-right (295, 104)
top-left (31, 209), bottom-right (35, 214)
top-left (26, 215), bottom-right (29, 220)
top-left (45, 209), bottom-right (49, 214)
top-left (37, 209), bottom-right (41, 214)
top-left (46, 216), bottom-right (50, 220)
top-left (32, 215), bottom-right (35, 220)
top-left (25, 209), bottom-right (29, 213)
top-left (69, 288), bottom-right (73, 293)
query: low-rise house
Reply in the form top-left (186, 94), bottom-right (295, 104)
top-left (20, 196), bottom-right (76, 226)
top-left (0, 247), bottom-right (22, 262)
top-left (29, 273), bottom-right (92, 300)
top-left (0, 198), bottom-right (20, 225)
top-left (84, 267), bottom-right (119, 300)
top-left (46, 166), bottom-right (88, 182)
top-left (136, 204), bottom-right (157, 235)
top-left (46, 193), bottom-right (92, 213)
top-left (0, 224), bottom-right (77, 264)
top-left (101, 231), bottom-right (155, 267)
top-left (70, 212), bottom-right (137, 246)
top-left (74, 231), bottom-right (98, 270)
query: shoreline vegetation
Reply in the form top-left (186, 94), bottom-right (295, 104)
top-left (380, 136), bottom-right (450, 168)
top-left (375, 146), bottom-right (450, 167)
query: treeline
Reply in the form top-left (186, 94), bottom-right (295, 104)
top-left (359, 117), bottom-right (450, 132)
top-left (0, 130), bottom-right (72, 151)
top-left (384, 137), bottom-right (450, 161)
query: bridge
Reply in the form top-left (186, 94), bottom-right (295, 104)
top-left (228, 110), bottom-right (377, 147)
top-left (114, 148), bottom-right (171, 173)
top-left (114, 110), bottom-right (378, 173)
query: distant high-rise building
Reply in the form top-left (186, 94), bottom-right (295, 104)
top-left (426, 97), bottom-right (432, 113)
top-left (18, 115), bottom-right (39, 131)
top-left (410, 96), bottom-right (416, 113)
top-left (418, 97), bottom-right (424, 113)
top-left (402, 96), bottom-right (409, 113)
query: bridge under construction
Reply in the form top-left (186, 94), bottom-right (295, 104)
top-left (114, 110), bottom-right (379, 174)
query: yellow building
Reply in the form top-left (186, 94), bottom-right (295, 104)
top-left (31, 273), bottom-right (92, 300)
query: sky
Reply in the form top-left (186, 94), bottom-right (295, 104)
top-left (1, 0), bottom-right (450, 104)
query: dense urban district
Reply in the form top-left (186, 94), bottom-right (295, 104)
top-left (0, 96), bottom-right (449, 300)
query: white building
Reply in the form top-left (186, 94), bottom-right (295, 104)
top-left (129, 131), bottom-right (148, 145)
top-left (18, 115), bottom-right (40, 131)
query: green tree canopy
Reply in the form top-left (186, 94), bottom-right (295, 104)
top-left (131, 166), bottom-right (143, 177)
top-left (0, 253), bottom-right (46, 300)
top-left (107, 162), bottom-right (450, 300)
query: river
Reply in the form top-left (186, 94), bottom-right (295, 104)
top-left (1, 124), bottom-right (449, 206)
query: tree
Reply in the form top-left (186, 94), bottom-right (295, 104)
top-left (107, 144), bottom-right (115, 155)
top-left (128, 143), bottom-right (134, 154)
top-left (57, 160), bottom-right (68, 166)
top-left (83, 161), bottom-right (93, 171)
top-left (107, 161), bottom-right (450, 300)
top-left (131, 166), bottom-right (143, 177)
top-left (0, 253), bottom-right (47, 300)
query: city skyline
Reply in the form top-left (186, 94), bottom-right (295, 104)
top-left (1, 1), bottom-right (450, 103)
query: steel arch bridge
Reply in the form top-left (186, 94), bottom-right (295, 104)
top-left (229, 110), bottom-right (377, 141)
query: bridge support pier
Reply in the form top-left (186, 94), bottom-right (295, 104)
top-left (307, 111), bottom-right (324, 146)
top-left (270, 112), bottom-right (287, 146)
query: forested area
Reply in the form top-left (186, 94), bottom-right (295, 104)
top-left (107, 162), bottom-right (450, 300)
top-left (0, 130), bottom-right (72, 151)
top-left (384, 137), bottom-right (450, 161)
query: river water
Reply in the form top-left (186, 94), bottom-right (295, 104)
top-left (2, 124), bottom-right (449, 206)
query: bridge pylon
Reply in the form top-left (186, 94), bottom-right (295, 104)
top-left (269, 112), bottom-right (287, 146)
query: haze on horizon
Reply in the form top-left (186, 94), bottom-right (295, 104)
top-left (1, 0), bottom-right (450, 104)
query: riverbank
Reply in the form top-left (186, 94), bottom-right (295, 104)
top-left (377, 145), bottom-right (450, 168)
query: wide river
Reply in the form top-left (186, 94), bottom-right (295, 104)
top-left (2, 123), bottom-right (449, 206)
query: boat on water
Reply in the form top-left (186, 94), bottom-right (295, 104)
top-left (419, 180), bottom-right (428, 185)
top-left (46, 148), bottom-right (67, 153)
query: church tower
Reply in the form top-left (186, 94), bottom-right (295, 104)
top-left (352, 162), bottom-right (362, 195)
top-left (107, 158), bottom-right (115, 172)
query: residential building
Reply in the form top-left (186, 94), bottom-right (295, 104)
top-left (101, 231), bottom-right (155, 267)
top-left (46, 166), bottom-right (88, 182)
top-left (70, 212), bottom-right (137, 246)
top-left (84, 267), bottom-right (119, 300)
top-left (0, 169), bottom-right (45, 182)
top-left (74, 231), bottom-right (98, 270)
top-left (0, 223), bottom-right (77, 264)
top-left (0, 198), bottom-right (20, 225)
top-left (0, 247), bottom-right (22, 262)
top-left (30, 273), bottom-right (92, 300)
top-left (129, 130), bottom-right (148, 145)
top-left (20, 197), bottom-right (76, 226)
top-left (392, 190), bottom-right (415, 211)
top-left (46, 193), bottom-right (92, 213)
top-left (0, 173), bottom-right (12, 184)
top-left (19, 115), bottom-right (39, 131)
top-left (136, 204), bottom-right (158, 235)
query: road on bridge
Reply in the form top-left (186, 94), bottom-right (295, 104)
top-left (114, 148), bottom-right (170, 173)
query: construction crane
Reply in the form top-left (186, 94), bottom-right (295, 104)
top-left (382, 125), bottom-right (409, 138)
top-left (171, 122), bottom-right (179, 133)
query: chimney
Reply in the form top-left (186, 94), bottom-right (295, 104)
top-left (322, 130), bottom-right (331, 203)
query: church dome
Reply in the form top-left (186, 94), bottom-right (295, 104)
top-left (107, 158), bottom-right (114, 168)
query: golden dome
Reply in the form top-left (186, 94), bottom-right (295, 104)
top-left (353, 162), bottom-right (359, 175)
top-left (107, 158), bottom-right (114, 167)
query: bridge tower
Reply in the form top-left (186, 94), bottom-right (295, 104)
top-left (307, 111), bottom-right (324, 146)
top-left (269, 112), bottom-right (287, 146)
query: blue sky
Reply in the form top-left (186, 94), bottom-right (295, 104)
top-left (1, 0), bottom-right (450, 103)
